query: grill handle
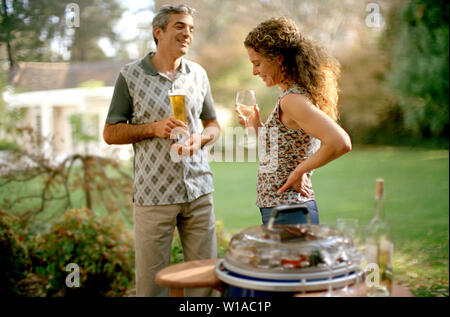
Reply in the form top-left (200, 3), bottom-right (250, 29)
top-left (267, 204), bottom-right (310, 230)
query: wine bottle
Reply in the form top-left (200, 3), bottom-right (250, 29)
top-left (365, 178), bottom-right (393, 296)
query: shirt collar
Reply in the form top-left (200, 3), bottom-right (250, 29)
top-left (139, 51), bottom-right (190, 76)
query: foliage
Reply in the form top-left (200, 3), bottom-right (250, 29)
top-left (0, 106), bottom-right (27, 149)
top-left (173, 0), bottom-right (447, 148)
top-left (0, 211), bottom-right (31, 296)
top-left (0, 205), bottom-right (231, 297)
top-left (178, 0), bottom-right (379, 129)
top-left (69, 0), bottom-right (124, 61)
top-left (69, 113), bottom-right (100, 150)
top-left (0, 0), bottom-right (64, 67)
top-left (170, 230), bottom-right (184, 264)
top-left (0, 139), bottom-right (19, 151)
top-left (28, 207), bottom-right (134, 297)
top-left (382, 0), bottom-right (449, 139)
top-left (0, 67), bottom-right (26, 150)
top-left (215, 220), bottom-right (232, 259)
top-left (0, 127), bottom-right (133, 230)
top-left (0, 0), bottom-right (125, 66)
top-left (337, 48), bottom-right (402, 146)
top-left (78, 80), bottom-right (105, 89)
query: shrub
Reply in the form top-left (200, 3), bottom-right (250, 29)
top-left (30, 208), bottom-right (134, 297)
top-left (1, 208), bottom-right (231, 296)
top-left (0, 140), bottom-right (20, 151)
top-left (0, 211), bottom-right (31, 296)
top-left (216, 220), bottom-right (231, 259)
top-left (170, 230), bottom-right (184, 264)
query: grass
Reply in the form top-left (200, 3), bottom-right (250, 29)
top-left (210, 145), bottom-right (449, 297)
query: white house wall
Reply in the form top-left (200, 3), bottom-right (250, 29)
top-left (53, 106), bottom-right (75, 156)
top-left (2, 87), bottom-right (129, 161)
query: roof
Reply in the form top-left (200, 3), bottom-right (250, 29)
top-left (11, 59), bottom-right (131, 92)
top-left (4, 87), bottom-right (114, 108)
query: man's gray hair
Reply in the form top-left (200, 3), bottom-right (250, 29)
top-left (152, 4), bottom-right (196, 45)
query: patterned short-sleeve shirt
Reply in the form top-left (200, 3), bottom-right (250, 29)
top-left (256, 86), bottom-right (321, 208)
top-left (105, 52), bottom-right (217, 206)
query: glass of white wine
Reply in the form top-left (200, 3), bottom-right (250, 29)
top-left (236, 90), bottom-right (256, 123)
top-left (236, 90), bottom-right (256, 147)
top-left (320, 239), bottom-right (344, 297)
top-left (335, 218), bottom-right (359, 296)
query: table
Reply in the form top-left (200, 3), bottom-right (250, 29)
top-left (155, 259), bottom-right (413, 297)
top-left (155, 258), bottom-right (222, 297)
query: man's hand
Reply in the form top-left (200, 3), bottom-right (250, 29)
top-left (170, 119), bottom-right (220, 157)
top-left (171, 133), bottom-right (203, 157)
top-left (152, 116), bottom-right (189, 139)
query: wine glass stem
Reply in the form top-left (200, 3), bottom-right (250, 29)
top-left (244, 118), bottom-right (249, 144)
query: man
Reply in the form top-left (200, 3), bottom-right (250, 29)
top-left (103, 4), bottom-right (220, 297)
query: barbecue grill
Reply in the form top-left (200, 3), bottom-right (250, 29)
top-left (215, 204), bottom-right (363, 296)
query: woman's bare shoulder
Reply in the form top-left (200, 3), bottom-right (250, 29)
top-left (280, 93), bottom-right (314, 114)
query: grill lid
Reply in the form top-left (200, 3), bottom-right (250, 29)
top-left (224, 223), bottom-right (346, 274)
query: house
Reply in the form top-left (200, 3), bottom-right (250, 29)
top-left (3, 59), bottom-right (133, 162)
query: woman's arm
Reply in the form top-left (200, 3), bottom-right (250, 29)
top-left (277, 94), bottom-right (352, 195)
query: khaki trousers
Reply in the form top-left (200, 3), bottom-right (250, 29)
top-left (134, 193), bottom-right (217, 297)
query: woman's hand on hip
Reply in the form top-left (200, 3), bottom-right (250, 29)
top-left (277, 171), bottom-right (312, 197)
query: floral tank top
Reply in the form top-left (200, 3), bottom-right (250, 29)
top-left (256, 86), bottom-right (321, 208)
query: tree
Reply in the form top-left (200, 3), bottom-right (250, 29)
top-left (0, 0), bottom-right (67, 68)
top-left (383, 0), bottom-right (449, 138)
top-left (68, 0), bottom-right (124, 61)
top-left (0, 0), bottom-right (125, 70)
top-left (0, 125), bottom-right (133, 229)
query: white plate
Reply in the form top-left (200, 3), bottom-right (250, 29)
top-left (216, 259), bottom-right (363, 292)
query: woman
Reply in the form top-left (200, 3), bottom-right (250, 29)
top-left (236, 17), bottom-right (352, 225)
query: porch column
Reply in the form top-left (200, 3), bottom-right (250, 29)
top-left (40, 103), bottom-right (53, 158)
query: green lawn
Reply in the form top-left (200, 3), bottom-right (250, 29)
top-left (210, 146), bottom-right (449, 296)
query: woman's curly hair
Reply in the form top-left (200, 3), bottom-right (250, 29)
top-left (244, 17), bottom-right (340, 121)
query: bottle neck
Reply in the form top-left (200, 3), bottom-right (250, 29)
top-left (375, 195), bottom-right (386, 219)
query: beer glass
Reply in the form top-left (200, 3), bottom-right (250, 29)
top-left (168, 89), bottom-right (186, 123)
top-left (169, 89), bottom-right (188, 144)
